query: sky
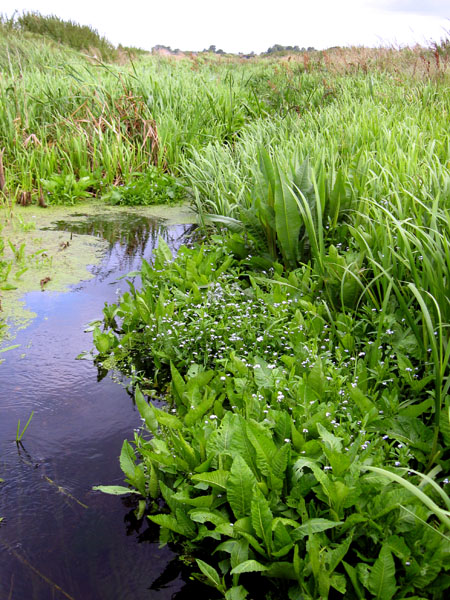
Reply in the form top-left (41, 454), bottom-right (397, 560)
top-left (1, 0), bottom-right (449, 54)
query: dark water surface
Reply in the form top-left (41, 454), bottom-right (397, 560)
top-left (0, 213), bottom-right (201, 600)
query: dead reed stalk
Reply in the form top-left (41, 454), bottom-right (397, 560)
top-left (0, 148), bottom-right (6, 193)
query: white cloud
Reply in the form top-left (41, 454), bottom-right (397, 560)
top-left (370, 1), bottom-right (450, 17)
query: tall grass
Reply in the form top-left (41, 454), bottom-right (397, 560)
top-left (1, 11), bottom-right (117, 61)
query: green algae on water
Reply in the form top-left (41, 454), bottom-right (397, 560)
top-left (0, 202), bottom-right (197, 345)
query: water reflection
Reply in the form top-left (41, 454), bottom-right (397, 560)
top-left (45, 213), bottom-right (196, 281)
top-left (0, 211), bottom-right (202, 600)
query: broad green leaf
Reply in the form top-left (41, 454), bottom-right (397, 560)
top-left (206, 413), bottom-right (238, 454)
top-left (292, 157), bottom-right (314, 203)
top-left (348, 385), bottom-right (377, 415)
top-left (326, 534), bottom-right (353, 573)
top-left (386, 535), bottom-right (410, 561)
top-left (210, 414), bottom-right (257, 471)
top-left (155, 236), bottom-right (173, 264)
top-left (135, 499), bottom-right (146, 520)
top-left (225, 586), bottom-right (248, 600)
top-left (263, 561), bottom-right (297, 580)
top-left (214, 522), bottom-right (236, 537)
top-left (271, 443), bottom-right (290, 479)
top-left (306, 534), bottom-right (320, 579)
top-left (342, 561), bottom-right (365, 599)
top-left (330, 573), bottom-right (347, 595)
top-left (152, 404), bottom-right (183, 430)
top-left (251, 487), bottom-right (273, 552)
top-left (323, 449), bottom-right (352, 477)
top-left (204, 214), bottom-right (244, 232)
top-left (231, 539), bottom-right (249, 569)
top-left (292, 518), bottom-right (343, 540)
top-left (308, 359), bottom-right (324, 398)
top-left (168, 431), bottom-right (197, 469)
top-left (158, 480), bottom-right (184, 514)
top-left (368, 545), bottom-right (397, 600)
top-left (189, 509), bottom-right (228, 526)
top-left (196, 559), bottom-right (223, 589)
top-left (148, 461), bottom-right (159, 499)
top-left (184, 390), bottom-right (215, 427)
top-left (273, 411), bottom-right (292, 444)
top-left (191, 470), bottom-right (230, 491)
top-left (175, 507), bottom-right (197, 538)
top-left (172, 491), bottom-right (213, 508)
top-left (149, 513), bottom-right (191, 537)
top-left (93, 327), bottom-right (112, 354)
top-left (317, 422), bottom-right (343, 452)
top-left (119, 440), bottom-right (136, 481)
top-left (273, 521), bottom-right (294, 555)
top-left (227, 455), bottom-right (257, 519)
top-left (274, 165), bottom-right (302, 267)
top-left (237, 531), bottom-right (268, 558)
top-left (92, 485), bottom-right (139, 495)
top-left (253, 359), bottom-right (273, 389)
top-left (230, 560), bottom-right (268, 574)
top-left (135, 387), bottom-right (158, 433)
top-left (246, 422), bottom-right (276, 476)
top-left (170, 362), bottom-right (186, 406)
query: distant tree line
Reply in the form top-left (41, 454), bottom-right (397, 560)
top-left (266, 44), bottom-right (316, 54)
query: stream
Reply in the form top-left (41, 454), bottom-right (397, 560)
top-left (0, 211), bottom-right (205, 599)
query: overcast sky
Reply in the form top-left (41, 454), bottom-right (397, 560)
top-left (1, 0), bottom-right (449, 53)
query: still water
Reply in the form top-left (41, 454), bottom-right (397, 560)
top-left (0, 212), bottom-right (205, 599)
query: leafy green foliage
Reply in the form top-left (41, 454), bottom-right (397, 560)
top-left (94, 241), bottom-right (450, 599)
top-left (101, 168), bottom-right (184, 206)
top-left (40, 172), bottom-right (95, 205)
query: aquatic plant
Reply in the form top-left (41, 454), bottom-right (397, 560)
top-left (94, 237), bottom-right (450, 598)
top-left (15, 411), bottom-right (34, 444)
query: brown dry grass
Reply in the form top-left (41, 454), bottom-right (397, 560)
top-left (276, 45), bottom-right (449, 79)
